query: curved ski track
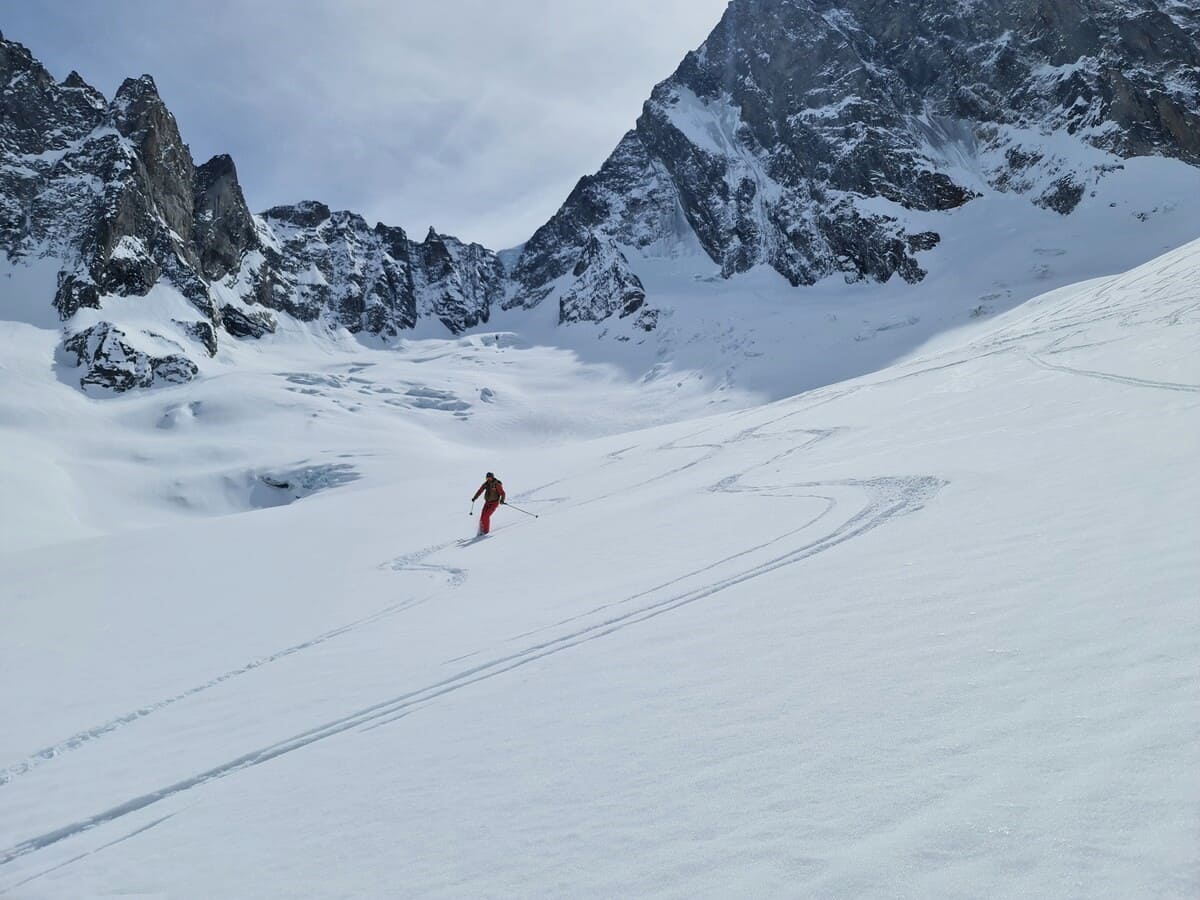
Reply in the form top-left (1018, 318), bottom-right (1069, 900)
top-left (5, 230), bottom-right (1193, 885)
top-left (0, 413), bottom-right (945, 875)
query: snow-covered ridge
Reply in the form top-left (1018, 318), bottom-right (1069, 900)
top-left (3, 2), bottom-right (1200, 396)
top-left (508, 0), bottom-right (1200, 311)
top-left (0, 34), bottom-right (508, 393)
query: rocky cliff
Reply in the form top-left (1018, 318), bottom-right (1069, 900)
top-left (0, 30), bottom-right (503, 391)
top-left (509, 0), bottom-right (1200, 309)
top-left (2, 1), bottom-right (1199, 392)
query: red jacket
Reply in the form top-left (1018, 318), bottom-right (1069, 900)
top-left (473, 478), bottom-right (505, 504)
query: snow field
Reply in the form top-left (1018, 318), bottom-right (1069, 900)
top-left (1, 239), bottom-right (1198, 896)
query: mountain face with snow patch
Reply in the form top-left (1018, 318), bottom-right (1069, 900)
top-left (0, 40), bottom-right (222, 320)
top-left (0, 38), bottom-right (248, 390)
top-left (3, 1), bottom-right (1200, 392)
top-left (556, 235), bottom-right (657, 330)
top-left (248, 204), bottom-right (502, 338)
top-left (0, 32), bottom-right (502, 390)
top-left (509, 0), bottom-right (1200, 307)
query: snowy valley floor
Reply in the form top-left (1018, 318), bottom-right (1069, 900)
top-left (2, 241), bottom-right (1199, 897)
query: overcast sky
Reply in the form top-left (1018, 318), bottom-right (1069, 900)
top-left (2, 0), bottom-right (729, 249)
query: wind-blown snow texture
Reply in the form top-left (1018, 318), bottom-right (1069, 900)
top-left (2, 4), bottom-right (1200, 893)
top-left (1, 235), bottom-right (1197, 897)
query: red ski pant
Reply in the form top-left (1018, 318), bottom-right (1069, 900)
top-left (479, 500), bottom-right (500, 534)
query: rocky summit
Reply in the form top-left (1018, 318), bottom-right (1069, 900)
top-left (0, 32), bottom-right (504, 391)
top-left (508, 0), bottom-right (1200, 308)
top-left (1, 1), bottom-right (1199, 392)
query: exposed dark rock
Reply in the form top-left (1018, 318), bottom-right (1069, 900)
top-left (98, 235), bottom-right (160, 296)
top-left (0, 27), bottom-right (588, 387)
top-left (53, 273), bottom-right (102, 320)
top-left (558, 235), bottom-right (654, 327)
top-left (193, 154), bottom-right (259, 279)
top-left (414, 228), bottom-right (504, 333)
top-left (511, 0), bottom-right (1200, 305)
top-left (175, 319), bottom-right (219, 356)
top-left (159, 248), bottom-right (217, 319)
top-left (4, 3), bottom-right (1200, 394)
top-left (108, 75), bottom-right (194, 244)
top-left (247, 207), bottom-right (503, 337)
top-left (219, 304), bottom-right (277, 339)
top-left (2, 33), bottom-right (262, 383)
top-left (255, 205), bottom-right (414, 331)
top-left (263, 200), bottom-right (331, 229)
top-left (906, 231), bottom-right (942, 253)
top-left (64, 322), bottom-right (198, 392)
top-left (631, 308), bottom-right (659, 332)
top-left (1037, 176), bottom-right (1088, 215)
top-left (0, 38), bottom-right (104, 160)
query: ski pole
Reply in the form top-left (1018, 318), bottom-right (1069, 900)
top-left (504, 502), bottom-right (539, 519)
top-left (469, 500), bottom-right (475, 516)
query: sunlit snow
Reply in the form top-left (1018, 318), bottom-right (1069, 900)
top-left (1, 219), bottom-right (1197, 895)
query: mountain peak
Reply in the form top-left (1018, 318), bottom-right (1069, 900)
top-left (508, 0), bottom-right (1200, 310)
top-left (60, 70), bottom-right (106, 111)
top-left (62, 70), bottom-right (92, 90)
top-left (196, 153), bottom-right (238, 180)
top-left (109, 72), bottom-right (178, 146)
top-left (113, 73), bottom-right (161, 105)
top-left (194, 154), bottom-right (257, 280)
top-left (3, 7), bottom-right (1200, 394)
top-left (263, 201), bottom-right (332, 228)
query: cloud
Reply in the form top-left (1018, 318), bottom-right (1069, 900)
top-left (4, 0), bottom-right (729, 248)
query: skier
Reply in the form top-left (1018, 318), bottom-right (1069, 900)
top-left (472, 472), bottom-right (506, 536)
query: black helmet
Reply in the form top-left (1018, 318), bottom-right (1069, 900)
top-left (486, 472), bottom-right (495, 478)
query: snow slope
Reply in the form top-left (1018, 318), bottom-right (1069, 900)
top-left (469, 152), bottom-right (1200, 421)
top-left (1, 237), bottom-right (1198, 896)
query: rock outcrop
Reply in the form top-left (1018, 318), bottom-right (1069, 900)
top-left (558, 235), bottom-right (655, 330)
top-left (245, 205), bottom-right (503, 338)
top-left (63, 322), bottom-right (198, 393)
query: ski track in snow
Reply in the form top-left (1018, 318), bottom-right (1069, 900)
top-left (8, 263), bottom-right (1187, 878)
top-left (850, 260), bottom-right (1200, 398)
top-left (2, 813), bottom-right (178, 895)
top-left (1025, 352), bottom-right (1200, 392)
top-left (0, 591), bottom-right (437, 790)
top-left (498, 424), bottom-right (844, 647)
top-left (0, 545), bottom-right (473, 792)
top-left (380, 541), bottom-right (469, 585)
top-left (0, 419), bottom-right (946, 873)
